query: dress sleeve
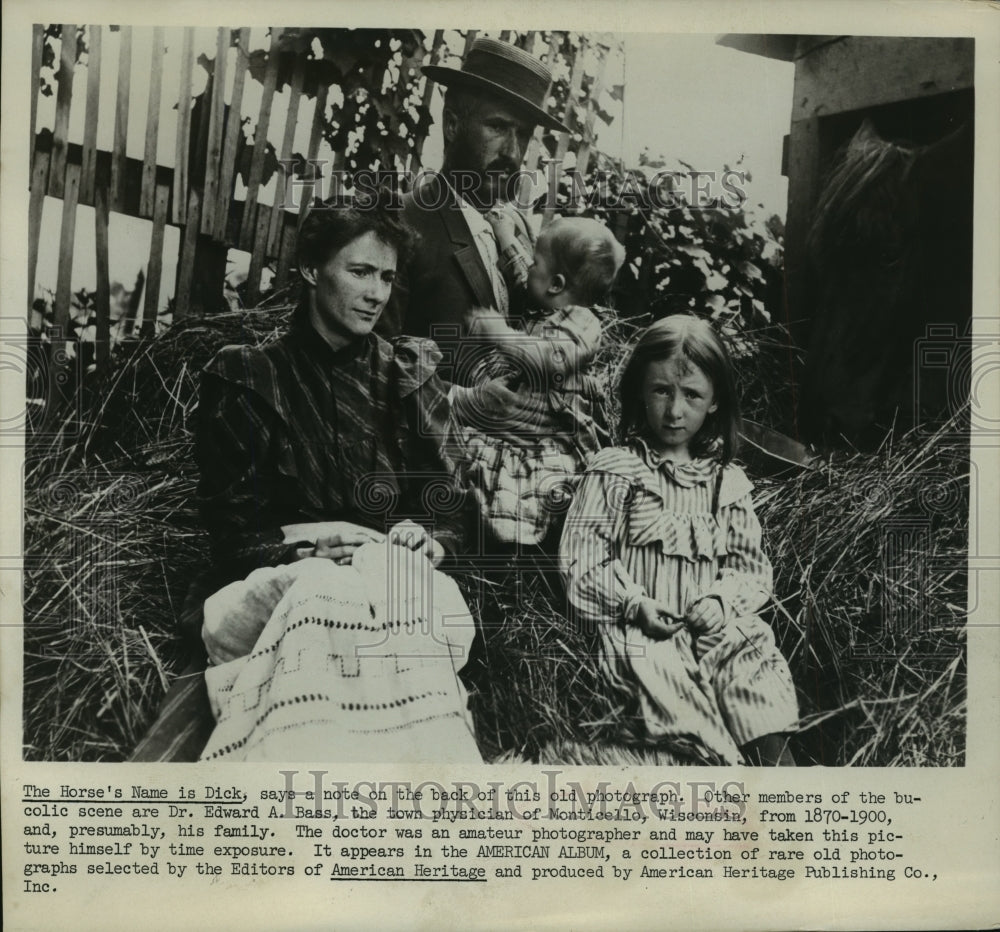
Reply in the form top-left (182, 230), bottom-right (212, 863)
top-left (533, 306), bottom-right (603, 369)
top-left (195, 369), bottom-right (301, 577)
top-left (393, 337), bottom-right (468, 555)
top-left (703, 492), bottom-right (773, 618)
top-left (559, 459), bottom-right (648, 629)
top-left (466, 305), bottom-right (602, 386)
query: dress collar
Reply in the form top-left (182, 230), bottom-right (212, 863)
top-left (288, 302), bottom-right (375, 367)
top-left (631, 435), bottom-right (719, 487)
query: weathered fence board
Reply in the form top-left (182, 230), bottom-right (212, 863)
top-left (543, 36), bottom-right (587, 227)
top-left (94, 184), bottom-right (111, 366)
top-left (110, 26), bottom-right (132, 212)
top-left (172, 28), bottom-right (195, 225)
top-left (521, 31), bottom-right (560, 209)
top-left (267, 53), bottom-right (305, 258)
top-left (141, 183), bottom-right (171, 338)
top-left (175, 188), bottom-right (202, 318)
top-left (28, 150), bottom-right (50, 311)
top-left (573, 41), bottom-right (609, 179)
top-left (49, 24), bottom-right (77, 200)
top-left (214, 27), bottom-right (252, 240)
top-left (246, 208), bottom-right (272, 305)
top-left (80, 26), bottom-right (102, 204)
top-left (239, 28), bottom-right (283, 250)
top-left (200, 27), bottom-right (229, 237)
top-left (30, 25), bottom-right (44, 161)
top-left (296, 83), bottom-right (328, 223)
top-left (274, 216), bottom-right (298, 292)
top-left (139, 27), bottom-right (166, 218)
top-left (54, 162), bottom-right (82, 334)
top-left (409, 29), bottom-right (445, 174)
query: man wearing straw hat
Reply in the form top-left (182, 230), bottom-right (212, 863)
top-left (376, 37), bottom-right (569, 384)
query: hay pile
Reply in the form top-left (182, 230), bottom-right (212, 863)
top-left (467, 414), bottom-right (967, 767)
top-left (755, 419), bottom-right (967, 765)
top-left (23, 307), bottom-right (292, 761)
top-left (23, 310), bottom-right (967, 765)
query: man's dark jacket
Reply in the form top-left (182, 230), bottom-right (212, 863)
top-left (377, 173), bottom-right (497, 385)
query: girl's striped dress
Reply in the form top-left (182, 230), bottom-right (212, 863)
top-left (559, 440), bottom-right (799, 764)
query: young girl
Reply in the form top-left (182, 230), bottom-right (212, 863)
top-left (559, 316), bottom-right (799, 765)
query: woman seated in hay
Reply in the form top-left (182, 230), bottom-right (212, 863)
top-left (184, 196), bottom-right (480, 763)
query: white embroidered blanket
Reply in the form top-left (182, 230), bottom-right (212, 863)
top-left (199, 544), bottom-right (481, 762)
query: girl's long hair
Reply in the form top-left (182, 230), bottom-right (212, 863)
top-left (618, 315), bottom-right (741, 464)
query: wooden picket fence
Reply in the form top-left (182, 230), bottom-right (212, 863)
top-left (29, 25), bottom-right (613, 375)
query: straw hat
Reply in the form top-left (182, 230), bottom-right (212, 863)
top-left (422, 37), bottom-right (570, 134)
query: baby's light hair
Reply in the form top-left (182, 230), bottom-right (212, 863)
top-left (542, 218), bottom-right (626, 307)
top-left (618, 314), bottom-right (741, 464)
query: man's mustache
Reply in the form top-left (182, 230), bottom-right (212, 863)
top-left (486, 159), bottom-right (521, 177)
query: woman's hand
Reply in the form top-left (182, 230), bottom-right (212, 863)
top-left (478, 377), bottom-right (519, 416)
top-left (634, 597), bottom-right (685, 640)
top-left (686, 597), bottom-right (726, 636)
top-left (387, 519), bottom-right (446, 568)
top-left (451, 378), bottom-right (519, 426)
top-left (282, 521), bottom-right (385, 566)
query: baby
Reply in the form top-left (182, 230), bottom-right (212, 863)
top-left (452, 213), bottom-right (626, 548)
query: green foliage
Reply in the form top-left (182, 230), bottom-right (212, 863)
top-left (38, 25), bottom-right (88, 97)
top-left (543, 155), bottom-right (784, 333)
top-left (535, 153), bottom-right (794, 430)
top-left (232, 28), bottom-right (619, 180)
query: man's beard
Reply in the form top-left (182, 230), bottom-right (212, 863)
top-left (444, 140), bottom-right (520, 209)
top-left (478, 162), bottom-right (519, 207)
top-left (451, 165), bottom-right (517, 210)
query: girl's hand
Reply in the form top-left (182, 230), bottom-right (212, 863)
top-left (686, 597), bottom-right (726, 636)
top-left (634, 597), bottom-right (685, 640)
top-left (387, 519), bottom-right (446, 568)
top-left (283, 521), bottom-right (385, 565)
